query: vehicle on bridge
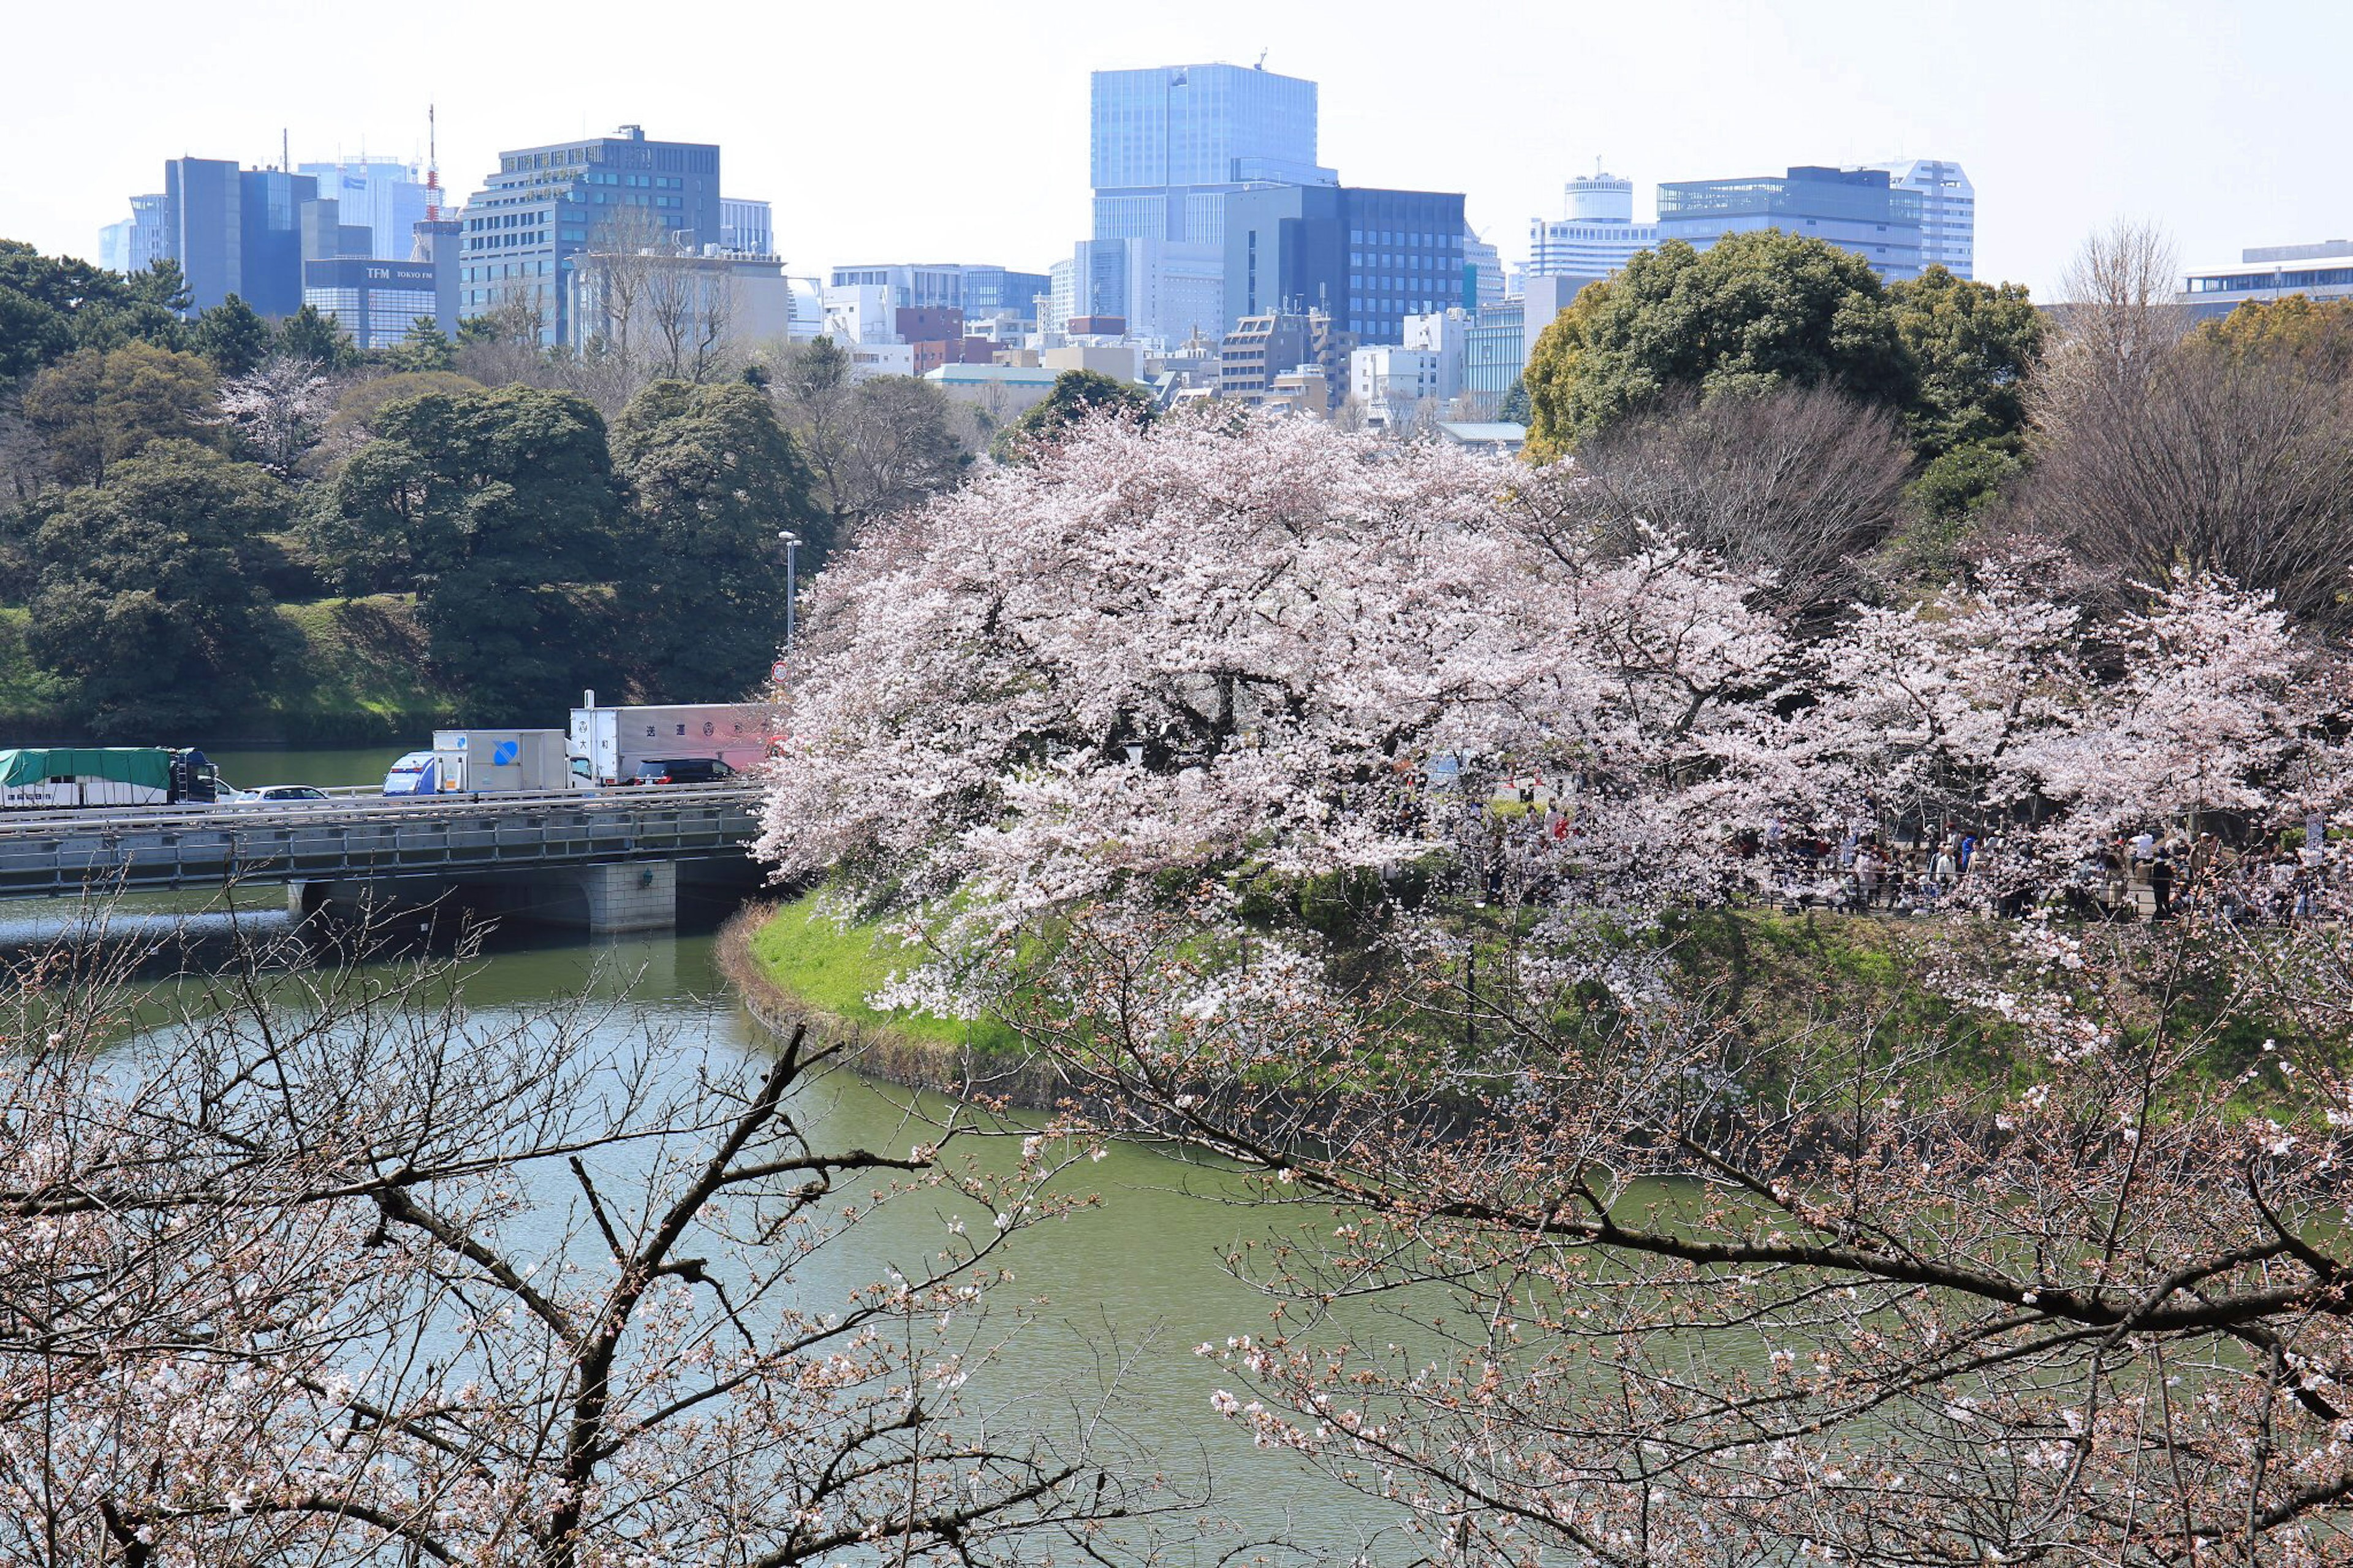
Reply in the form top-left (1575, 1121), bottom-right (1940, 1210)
top-left (384, 730), bottom-right (589, 797)
top-left (222, 784), bottom-right (332, 806)
top-left (629, 756), bottom-right (740, 786)
top-left (570, 696), bottom-right (779, 787)
top-left (0, 747), bottom-right (221, 809)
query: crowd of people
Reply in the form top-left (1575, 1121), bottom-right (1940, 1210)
top-left (1731, 817), bottom-right (2344, 925)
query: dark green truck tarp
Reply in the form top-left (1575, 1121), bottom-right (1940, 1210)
top-left (0, 748), bottom-right (173, 790)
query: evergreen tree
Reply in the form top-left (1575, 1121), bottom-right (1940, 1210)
top-left (275, 303), bottom-right (356, 369)
top-left (1523, 229), bottom-right (1912, 456)
top-left (191, 294), bottom-right (273, 377)
top-left (25, 441), bottom-right (288, 736)
top-left (20, 343), bottom-right (222, 485)
top-left (320, 385), bottom-right (625, 718)
top-left (382, 317), bottom-right (456, 374)
top-left (611, 379), bottom-right (817, 699)
top-left (989, 369), bottom-right (1155, 463)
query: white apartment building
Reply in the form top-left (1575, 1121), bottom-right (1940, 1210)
top-left (820, 284), bottom-right (895, 345)
top-left (1852, 159), bottom-right (1974, 278)
top-left (1351, 345), bottom-right (1444, 425)
top-left (1528, 172), bottom-right (1658, 282)
top-left (1401, 308), bottom-right (1470, 399)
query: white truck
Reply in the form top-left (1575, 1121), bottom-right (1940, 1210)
top-left (383, 729), bottom-right (587, 796)
top-left (567, 694), bottom-right (779, 786)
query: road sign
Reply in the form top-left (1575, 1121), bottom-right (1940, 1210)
top-left (771, 661), bottom-right (789, 685)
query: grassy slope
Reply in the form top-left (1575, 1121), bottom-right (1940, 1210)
top-left (0, 596), bottom-right (453, 744)
top-left (750, 881), bottom-right (1978, 1069)
top-left (260, 596), bottom-right (453, 741)
top-left (0, 606), bottom-right (70, 722)
top-left (748, 891), bottom-right (1025, 1057)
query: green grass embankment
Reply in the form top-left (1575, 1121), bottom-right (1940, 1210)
top-left (733, 892), bottom-right (1042, 1096)
top-left (258, 595), bottom-right (453, 744)
top-left (0, 595), bottom-right (454, 745)
top-left (0, 605), bottom-right (72, 729)
top-left (737, 879), bottom-right (2283, 1112)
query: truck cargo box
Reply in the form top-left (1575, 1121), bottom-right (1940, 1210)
top-left (568, 699), bottom-right (779, 786)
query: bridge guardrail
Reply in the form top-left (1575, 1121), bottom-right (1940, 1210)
top-left (0, 782), bottom-right (764, 836)
top-left (0, 784), bottom-right (771, 898)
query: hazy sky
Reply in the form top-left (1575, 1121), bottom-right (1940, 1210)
top-left (9, 0), bottom-right (2347, 297)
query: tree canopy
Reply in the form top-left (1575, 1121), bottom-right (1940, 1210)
top-left (1887, 264), bottom-right (2045, 452)
top-left (1524, 230), bottom-right (1913, 455)
top-left (1524, 233), bottom-right (2042, 464)
top-left (990, 368), bottom-right (1155, 462)
top-left (610, 378), bottom-right (816, 699)
top-left (318, 385), bottom-right (625, 718)
top-left (190, 295), bottom-right (274, 378)
top-left (21, 343), bottom-right (222, 486)
top-left (25, 441), bottom-right (289, 735)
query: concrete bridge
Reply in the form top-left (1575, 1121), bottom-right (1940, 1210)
top-left (0, 785), bottom-right (765, 933)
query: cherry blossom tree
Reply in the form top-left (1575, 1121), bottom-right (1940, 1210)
top-left (758, 415), bottom-right (1813, 958)
top-left (2052, 570), bottom-right (2346, 837)
top-left (214, 353), bottom-right (333, 477)
top-left (757, 412), bottom-right (2353, 1565)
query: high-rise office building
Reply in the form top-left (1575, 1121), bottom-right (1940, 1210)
top-left (1222, 183), bottom-right (1466, 347)
top-left (825, 263), bottom-right (1055, 325)
top-left (99, 194), bottom-right (170, 277)
top-left (959, 265), bottom-right (1053, 322)
top-left (126, 150), bottom-right (452, 329)
top-left (1656, 165), bottom-right (1925, 282)
top-left (1045, 257), bottom-right (1076, 339)
top-left (297, 159), bottom-right (435, 262)
top-left (1464, 298), bottom-right (1526, 415)
top-left (302, 259), bottom-right (443, 349)
top-left (454, 124), bottom-right (722, 344)
top-left (1087, 62), bottom-right (1336, 343)
top-left (1528, 173), bottom-right (1658, 282)
top-left (164, 159), bottom-right (322, 315)
top-left (1852, 159), bottom-right (1973, 278)
top-left (1463, 229), bottom-right (1504, 309)
top-left (721, 197), bottom-right (773, 257)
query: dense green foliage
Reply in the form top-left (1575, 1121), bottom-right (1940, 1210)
top-left (1524, 231), bottom-right (2042, 463)
top-left (273, 303), bottom-right (357, 369)
top-left (991, 368), bottom-right (1156, 461)
top-left (1889, 266), bottom-right (2044, 453)
top-left (23, 442), bottom-right (289, 735)
top-left (0, 240), bottom-right (874, 740)
top-left (190, 295), bottom-right (273, 377)
top-left (21, 343), bottom-right (222, 485)
top-left (610, 380), bottom-right (814, 700)
top-left (1525, 231), bottom-right (1910, 454)
top-left (315, 385), bottom-right (628, 719)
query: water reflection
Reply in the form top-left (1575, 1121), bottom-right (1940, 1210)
top-left (0, 887), bottom-right (1411, 1565)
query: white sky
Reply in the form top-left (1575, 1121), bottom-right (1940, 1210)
top-left (8, 0), bottom-right (2348, 298)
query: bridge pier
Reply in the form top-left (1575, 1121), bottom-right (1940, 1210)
top-left (286, 862), bottom-right (679, 936)
top-left (542, 861), bottom-right (677, 934)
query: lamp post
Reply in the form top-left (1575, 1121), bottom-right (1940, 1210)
top-left (777, 531), bottom-right (802, 650)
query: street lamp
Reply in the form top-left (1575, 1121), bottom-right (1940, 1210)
top-left (777, 531), bottom-right (802, 650)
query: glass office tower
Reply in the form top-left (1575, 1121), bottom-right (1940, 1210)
top-left (1656, 165), bottom-right (1926, 282)
top-left (1088, 62), bottom-right (1334, 343)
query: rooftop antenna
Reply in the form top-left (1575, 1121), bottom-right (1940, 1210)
top-left (425, 104), bottom-right (441, 221)
top-left (281, 127), bottom-right (289, 173)
top-left (1255, 48), bottom-right (1268, 70)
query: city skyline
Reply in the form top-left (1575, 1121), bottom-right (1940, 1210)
top-left (15, 0), bottom-right (2353, 300)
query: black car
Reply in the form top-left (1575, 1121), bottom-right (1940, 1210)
top-left (632, 757), bottom-right (738, 785)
